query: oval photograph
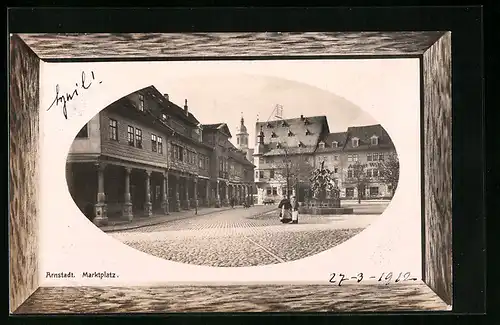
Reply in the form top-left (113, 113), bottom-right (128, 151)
top-left (65, 75), bottom-right (399, 267)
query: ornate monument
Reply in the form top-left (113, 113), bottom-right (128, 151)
top-left (299, 161), bottom-right (353, 215)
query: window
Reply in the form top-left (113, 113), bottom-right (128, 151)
top-left (379, 153), bottom-right (385, 161)
top-left (259, 171), bottom-right (264, 179)
top-left (282, 121), bottom-right (288, 127)
top-left (267, 187), bottom-right (272, 195)
top-left (155, 186), bottom-right (161, 201)
top-left (271, 132), bottom-right (278, 138)
top-left (179, 147), bottom-right (184, 161)
top-left (282, 187), bottom-right (288, 196)
top-left (259, 157), bottom-right (265, 164)
top-left (373, 153), bottom-right (379, 161)
top-left (348, 170), bottom-right (353, 178)
top-left (353, 154), bottom-right (358, 162)
top-left (298, 141), bottom-right (304, 147)
top-left (205, 157), bottom-right (209, 170)
top-left (347, 154), bottom-right (352, 162)
top-left (272, 187), bottom-right (278, 195)
top-left (371, 136), bottom-right (379, 145)
top-left (109, 119), bottom-right (118, 140)
top-left (373, 169), bottom-right (379, 177)
top-left (76, 124), bottom-right (88, 138)
top-left (127, 126), bottom-right (135, 146)
top-left (367, 153), bottom-right (372, 161)
top-left (267, 122), bottom-right (273, 128)
top-left (334, 167), bottom-right (338, 173)
top-left (138, 94), bottom-right (145, 111)
top-left (352, 138), bottom-right (359, 147)
top-left (199, 156), bottom-right (203, 168)
top-left (332, 141), bottom-right (338, 148)
top-left (319, 142), bottom-right (325, 149)
top-left (370, 187), bottom-right (379, 196)
top-left (270, 169), bottom-right (275, 178)
top-left (288, 130), bottom-right (294, 136)
top-left (366, 169), bottom-right (373, 177)
top-left (255, 171), bottom-right (259, 178)
top-left (192, 152), bottom-right (196, 164)
top-left (135, 128), bottom-right (142, 148)
top-left (304, 118), bottom-right (310, 125)
top-left (158, 136), bottom-right (163, 154)
top-left (334, 155), bottom-right (339, 161)
top-left (237, 138), bottom-right (240, 145)
top-left (346, 188), bottom-right (354, 198)
top-left (306, 129), bottom-right (311, 135)
top-left (151, 134), bottom-right (157, 152)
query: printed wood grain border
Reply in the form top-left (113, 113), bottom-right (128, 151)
top-left (9, 32), bottom-right (452, 313)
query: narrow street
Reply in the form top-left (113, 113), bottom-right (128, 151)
top-left (110, 203), bottom-right (384, 267)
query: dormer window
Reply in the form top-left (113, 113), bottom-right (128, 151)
top-left (318, 141), bottom-right (325, 149)
top-left (352, 137), bottom-right (359, 148)
top-left (371, 135), bottom-right (379, 145)
top-left (267, 122), bottom-right (273, 128)
top-left (332, 141), bottom-right (338, 148)
top-left (276, 143), bottom-right (281, 149)
top-left (281, 121), bottom-right (288, 127)
top-left (138, 94), bottom-right (145, 111)
top-left (298, 141), bottom-right (305, 148)
top-left (271, 132), bottom-right (278, 138)
top-left (305, 129), bottom-right (311, 135)
top-left (288, 130), bottom-right (294, 137)
top-left (304, 118), bottom-right (310, 125)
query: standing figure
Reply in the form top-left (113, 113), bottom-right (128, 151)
top-left (278, 196), bottom-right (292, 223)
top-left (290, 195), bottom-right (299, 224)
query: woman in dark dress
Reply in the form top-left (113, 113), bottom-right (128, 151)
top-left (278, 196), bottom-right (292, 223)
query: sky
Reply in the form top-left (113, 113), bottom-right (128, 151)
top-left (153, 73), bottom-right (378, 149)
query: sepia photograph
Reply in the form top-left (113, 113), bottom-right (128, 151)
top-left (9, 29), bottom-right (458, 314)
top-left (66, 81), bottom-right (400, 268)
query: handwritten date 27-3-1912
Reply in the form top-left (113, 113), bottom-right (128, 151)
top-left (329, 272), bottom-right (419, 286)
top-left (46, 71), bottom-right (103, 120)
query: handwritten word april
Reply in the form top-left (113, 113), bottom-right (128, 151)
top-left (46, 71), bottom-right (102, 119)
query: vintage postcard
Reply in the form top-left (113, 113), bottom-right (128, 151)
top-left (10, 32), bottom-right (453, 313)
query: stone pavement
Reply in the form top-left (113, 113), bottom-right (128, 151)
top-left (100, 206), bottom-right (237, 233)
top-left (110, 206), bottom-right (380, 267)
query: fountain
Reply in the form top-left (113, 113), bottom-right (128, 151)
top-left (299, 161), bottom-right (354, 215)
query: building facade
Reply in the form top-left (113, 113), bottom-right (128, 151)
top-left (253, 115), bottom-right (397, 204)
top-left (66, 85), bottom-right (255, 226)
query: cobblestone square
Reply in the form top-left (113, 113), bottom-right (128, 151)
top-left (110, 204), bottom-right (381, 267)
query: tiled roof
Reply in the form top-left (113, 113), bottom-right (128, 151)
top-left (255, 115), bottom-right (330, 152)
top-left (344, 124), bottom-right (395, 151)
top-left (225, 140), bottom-right (255, 167)
top-left (140, 86), bottom-right (200, 126)
top-left (202, 123), bottom-right (232, 138)
top-left (316, 132), bottom-right (348, 153)
top-left (263, 146), bottom-right (316, 156)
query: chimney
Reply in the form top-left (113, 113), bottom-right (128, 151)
top-left (163, 93), bottom-right (169, 101)
top-left (184, 99), bottom-right (189, 116)
top-left (300, 114), bottom-right (304, 119)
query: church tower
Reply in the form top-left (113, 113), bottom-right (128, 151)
top-left (236, 114), bottom-right (249, 150)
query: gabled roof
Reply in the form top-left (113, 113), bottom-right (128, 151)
top-left (202, 123), bottom-right (232, 138)
top-left (255, 115), bottom-right (330, 152)
top-left (316, 132), bottom-right (348, 153)
top-left (139, 85), bottom-right (200, 126)
top-left (344, 124), bottom-right (395, 151)
top-left (224, 139), bottom-right (254, 167)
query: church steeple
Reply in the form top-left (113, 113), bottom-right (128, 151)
top-left (236, 112), bottom-right (249, 150)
